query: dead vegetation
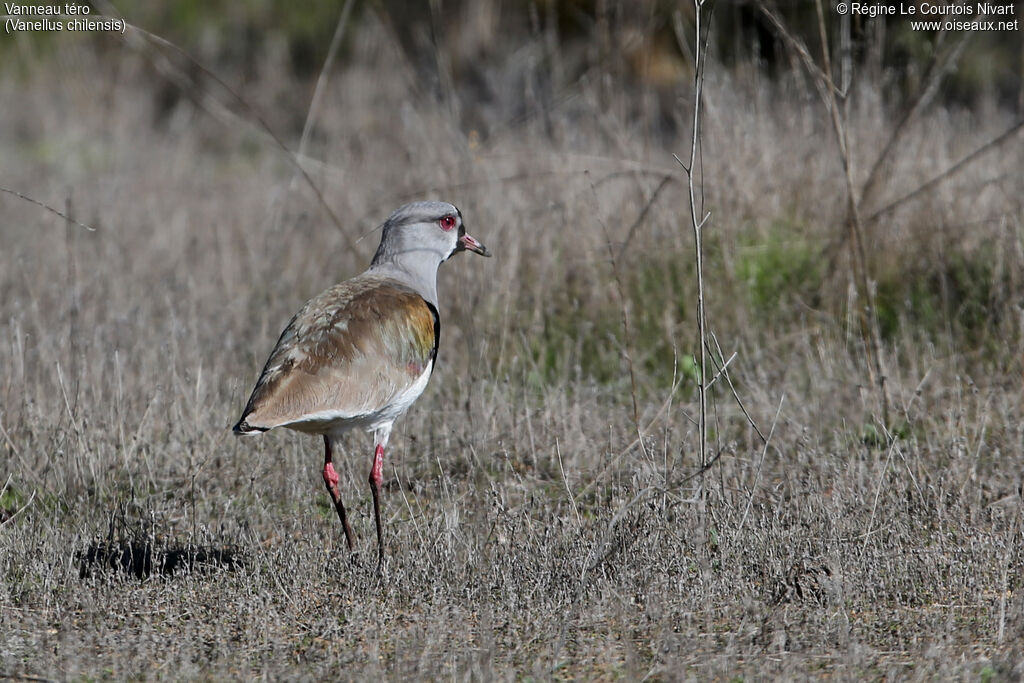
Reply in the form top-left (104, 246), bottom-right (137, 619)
top-left (1, 3), bottom-right (1023, 679)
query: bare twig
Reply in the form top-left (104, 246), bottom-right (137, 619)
top-left (707, 332), bottom-right (767, 443)
top-left (617, 174), bottom-right (676, 262)
top-left (277, 0), bottom-right (355, 237)
top-left (820, 30), bottom-right (971, 268)
top-left (392, 466), bottom-right (428, 552)
top-left (674, 448), bottom-right (725, 486)
top-left (817, 0), bottom-right (891, 425)
top-left (297, 0), bottom-right (355, 163)
top-left (862, 425), bottom-right (900, 552)
top-left (864, 119), bottom-right (1024, 224)
top-left (704, 349), bottom-right (737, 391)
top-left (555, 438), bottom-right (582, 527)
top-left (757, 2), bottom-right (833, 104)
top-left (0, 187), bottom-right (96, 232)
top-left (390, 164), bottom-right (679, 217)
top-left (675, 0), bottom-right (713, 470)
top-left (858, 32), bottom-right (971, 207)
top-left (737, 395), bottom-right (785, 537)
top-left (90, 1), bottom-right (356, 252)
top-left (0, 487), bottom-right (35, 528)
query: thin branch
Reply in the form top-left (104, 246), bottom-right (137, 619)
top-left (757, 2), bottom-right (833, 104)
top-left (0, 187), bottom-right (96, 232)
top-left (90, 1), bottom-right (357, 252)
top-left (297, 0), bottom-right (355, 163)
top-left (862, 426), bottom-right (900, 553)
top-left (555, 438), bottom-right (582, 528)
top-left (676, 0), bottom-right (711, 471)
top-left (0, 488), bottom-right (36, 528)
top-left (814, 0), bottom-right (838, 102)
top-left (674, 448), bottom-right (725, 486)
top-left (737, 394), bottom-right (785, 537)
top-left (617, 174), bottom-right (676, 262)
top-left (704, 349), bottom-right (737, 391)
top-left (859, 32), bottom-right (971, 207)
top-left (707, 331), bottom-right (767, 443)
top-left (865, 119), bottom-right (1024, 224)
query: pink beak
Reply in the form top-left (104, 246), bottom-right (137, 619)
top-left (458, 232), bottom-right (491, 257)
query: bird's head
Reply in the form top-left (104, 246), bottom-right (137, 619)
top-left (372, 201), bottom-right (490, 268)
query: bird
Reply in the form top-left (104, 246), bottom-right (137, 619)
top-left (232, 201), bottom-right (490, 564)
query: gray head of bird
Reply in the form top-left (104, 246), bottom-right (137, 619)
top-left (368, 201), bottom-right (490, 306)
top-left (372, 201), bottom-right (490, 266)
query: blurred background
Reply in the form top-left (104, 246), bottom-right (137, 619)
top-left (4, 0), bottom-right (1020, 401)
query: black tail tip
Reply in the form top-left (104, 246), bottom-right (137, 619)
top-left (232, 419), bottom-right (267, 435)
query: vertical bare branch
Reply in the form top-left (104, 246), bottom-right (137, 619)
top-left (684, 0), bottom-right (711, 469)
top-left (673, 1), bottom-right (723, 474)
top-left (819, 0), bottom-right (891, 424)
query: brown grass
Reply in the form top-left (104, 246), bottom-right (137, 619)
top-left (1, 10), bottom-right (1022, 680)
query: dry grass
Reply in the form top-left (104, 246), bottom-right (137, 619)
top-left (1, 11), bottom-right (1023, 680)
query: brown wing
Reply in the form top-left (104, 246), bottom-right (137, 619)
top-left (234, 275), bottom-right (438, 433)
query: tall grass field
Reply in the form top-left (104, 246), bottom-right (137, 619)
top-left (1, 2), bottom-right (1022, 679)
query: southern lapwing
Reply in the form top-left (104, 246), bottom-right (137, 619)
top-left (233, 201), bottom-right (490, 564)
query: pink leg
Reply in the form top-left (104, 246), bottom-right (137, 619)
top-left (322, 436), bottom-right (355, 551)
top-left (368, 443), bottom-right (385, 564)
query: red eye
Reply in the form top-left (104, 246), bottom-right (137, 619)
top-left (439, 215), bottom-right (456, 231)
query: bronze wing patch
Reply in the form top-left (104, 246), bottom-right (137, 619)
top-left (234, 276), bottom-right (438, 432)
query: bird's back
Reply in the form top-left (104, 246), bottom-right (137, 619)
top-left (234, 274), bottom-right (439, 436)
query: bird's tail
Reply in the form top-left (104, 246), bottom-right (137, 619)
top-left (232, 418), bottom-right (268, 436)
